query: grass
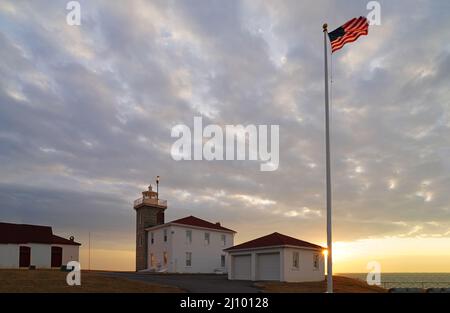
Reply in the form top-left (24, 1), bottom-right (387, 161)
top-left (0, 271), bottom-right (385, 293)
top-left (0, 269), bottom-right (183, 293)
top-left (255, 276), bottom-right (387, 293)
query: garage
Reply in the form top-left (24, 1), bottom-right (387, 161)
top-left (256, 253), bottom-right (280, 281)
top-left (232, 255), bottom-right (251, 280)
top-left (225, 232), bottom-right (325, 282)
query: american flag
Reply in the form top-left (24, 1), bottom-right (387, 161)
top-left (328, 16), bottom-right (369, 53)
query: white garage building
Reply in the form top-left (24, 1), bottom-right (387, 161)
top-left (0, 222), bottom-right (81, 269)
top-left (224, 232), bottom-right (325, 282)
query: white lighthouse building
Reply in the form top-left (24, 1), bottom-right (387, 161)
top-left (133, 185), bottom-right (235, 273)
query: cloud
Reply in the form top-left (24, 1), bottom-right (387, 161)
top-left (1, 0), bottom-right (450, 268)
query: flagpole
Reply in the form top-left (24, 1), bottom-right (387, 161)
top-left (323, 23), bottom-right (333, 293)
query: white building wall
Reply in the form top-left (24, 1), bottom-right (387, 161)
top-left (282, 247), bottom-right (325, 282)
top-left (0, 244), bottom-right (19, 268)
top-left (0, 244), bottom-right (80, 268)
top-left (27, 243), bottom-right (51, 268)
top-left (147, 225), bottom-right (234, 273)
top-left (146, 226), bottom-right (173, 271)
top-left (227, 247), bottom-right (325, 282)
top-left (53, 244), bottom-right (80, 265)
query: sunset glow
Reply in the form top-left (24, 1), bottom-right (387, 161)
top-left (2, 1), bottom-right (450, 279)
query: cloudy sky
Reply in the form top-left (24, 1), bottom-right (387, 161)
top-left (1, 0), bottom-right (450, 272)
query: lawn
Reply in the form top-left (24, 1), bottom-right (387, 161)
top-left (256, 276), bottom-right (387, 293)
top-left (0, 270), bottom-right (183, 293)
top-left (0, 271), bottom-right (385, 293)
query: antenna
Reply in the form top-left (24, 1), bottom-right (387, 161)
top-left (156, 176), bottom-right (160, 200)
top-left (88, 232), bottom-right (91, 271)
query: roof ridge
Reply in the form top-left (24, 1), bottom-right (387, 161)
top-left (0, 221), bottom-right (51, 227)
top-left (224, 232), bottom-right (324, 251)
top-left (166, 215), bottom-right (236, 232)
top-left (0, 222), bottom-right (80, 246)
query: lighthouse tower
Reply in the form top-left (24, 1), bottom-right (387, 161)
top-left (133, 184), bottom-right (167, 271)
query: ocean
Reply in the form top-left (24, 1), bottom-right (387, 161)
top-left (341, 273), bottom-right (450, 289)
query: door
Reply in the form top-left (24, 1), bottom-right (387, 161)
top-left (19, 246), bottom-right (31, 267)
top-left (232, 255), bottom-right (252, 280)
top-left (256, 253), bottom-right (280, 281)
top-left (51, 246), bottom-right (63, 267)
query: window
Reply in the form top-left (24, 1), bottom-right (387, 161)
top-left (186, 230), bottom-right (192, 244)
top-left (204, 232), bottom-right (210, 245)
top-left (157, 211), bottom-right (164, 224)
top-left (186, 252), bottom-right (192, 267)
top-left (221, 255), bottom-right (226, 267)
top-left (150, 232), bottom-right (154, 244)
top-left (150, 253), bottom-right (155, 267)
top-left (139, 214), bottom-right (142, 225)
top-left (163, 252), bottom-right (168, 266)
top-left (164, 229), bottom-right (168, 242)
top-left (313, 253), bottom-right (319, 270)
top-left (293, 251), bottom-right (299, 269)
top-left (221, 234), bottom-right (226, 246)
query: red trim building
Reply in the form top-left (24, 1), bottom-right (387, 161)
top-left (224, 232), bottom-right (325, 282)
top-left (0, 222), bottom-right (80, 269)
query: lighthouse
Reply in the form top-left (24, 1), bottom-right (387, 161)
top-left (133, 181), bottom-right (167, 271)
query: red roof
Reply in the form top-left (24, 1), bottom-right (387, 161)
top-left (224, 232), bottom-right (324, 251)
top-left (51, 235), bottom-right (81, 245)
top-left (0, 222), bottom-right (81, 246)
top-left (168, 216), bottom-right (236, 232)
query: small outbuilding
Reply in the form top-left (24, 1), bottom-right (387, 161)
top-left (0, 222), bottom-right (81, 269)
top-left (224, 232), bottom-right (325, 282)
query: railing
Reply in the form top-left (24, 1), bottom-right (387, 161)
top-left (133, 197), bottom-right (167, 207)
top-left (381, 281), bottom-right (450, 289)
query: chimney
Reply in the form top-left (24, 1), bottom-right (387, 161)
top-left (215, 222), bottom-right (221, 226)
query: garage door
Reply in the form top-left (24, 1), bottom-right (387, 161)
top-left (232, 255), bottom-right (251, 280)
top-left (256, 253), bottom-right (280, 281)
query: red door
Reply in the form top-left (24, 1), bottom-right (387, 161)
top-left (51, 247), bottom-right (63, 267)
top-left (19, 246), bottom-right (31, 267)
